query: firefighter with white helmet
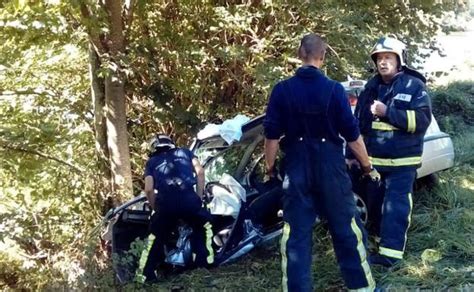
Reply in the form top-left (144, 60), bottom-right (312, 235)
top-left (370, 37), bottom-right (408, 67)
top-left (136, 134), bottom-right (214, 283)
top-left (348, 36), bottom-right (432, 267)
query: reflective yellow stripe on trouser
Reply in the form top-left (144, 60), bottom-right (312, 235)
top-left (379, 192), bottom-right (413, 260)
top-left (372, 121), bottom-right (399, 131)
top-left (349, 218), bottom-right (375, 291)
top-left (280, 222), bottom-right (290, 292)
top-left (404, 192), bottom-right (413, 251)
top-left (204, 222), bottom-right (214, 264)
top-left (407, 110), bottom-right (416, 133)
top-left (135, 234), bottom-right (156, 283)
top-left (379, 247), bottom-right (404, 259)
top-left (369, 156), bottom-right (421, 167)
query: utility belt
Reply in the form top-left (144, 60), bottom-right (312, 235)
top-left (157, 177), bottom-right (196, 193)
top-left (281, 135), bottom-right (340, 151)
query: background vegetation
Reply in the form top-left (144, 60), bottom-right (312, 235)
top-left (0, 0), bottom-right (472, 290)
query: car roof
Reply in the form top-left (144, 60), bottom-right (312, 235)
top-left (191, 80), bottom-right (365, 151)
top-left (341, 80), bottom-right (366, 90)
top-left (191, 115), bottom-right (265, 151)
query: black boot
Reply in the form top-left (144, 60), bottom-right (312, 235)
top-left (368, 254), bottom-right (399, 267)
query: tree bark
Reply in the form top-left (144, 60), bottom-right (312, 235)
top-left (88, 43), bottom-right (112, 201)
top-left (104, 76), bottom-right (133, 200)
top-left (88, 43), bottom-right (109, 173)
top-left (104, 0), bottom-right (133, 200)
top-left (79, 0), bottom-right (134, 204)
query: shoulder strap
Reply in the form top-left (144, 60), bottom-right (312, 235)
top-left (283, 79), bottom-right (336, 139)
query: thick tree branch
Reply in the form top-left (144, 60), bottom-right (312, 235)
top-left (0, 89), bottom-right (56, 97)
top-left (0, 143), bottom-right (84, 173)
top-left (78, 1), bottom-right (106, 55)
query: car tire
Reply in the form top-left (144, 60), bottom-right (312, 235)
top-left (416, 173), bottom-right (439, 191)
top-left (353, 192), bottom-right (368, 225)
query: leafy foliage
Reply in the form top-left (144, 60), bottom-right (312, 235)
top-left (125, 0), bottom-right (457, 140)
top-left (0, 3), bottom-right (101, 289)
top-left (0, 0), bottom-right (470, 289)
top-left (430, 81), bottom-right (474, 133)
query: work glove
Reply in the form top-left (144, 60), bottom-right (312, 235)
top-left (362, 164), bottom-right (381, 182)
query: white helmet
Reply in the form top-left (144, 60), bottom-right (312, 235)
top-left (149, 133), bottom-right (175, 153)
top-left (370, 37), bottom-right (407, 67)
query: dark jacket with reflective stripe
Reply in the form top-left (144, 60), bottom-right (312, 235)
top-left (145, 148), bottom-right (197, 193)
top-left (354, 71), bottom-right (432, 171)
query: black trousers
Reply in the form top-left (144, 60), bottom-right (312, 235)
top-left (280, 140), bottom-right (375, 291)
top-left (137, 190), bottom-right (214, 282)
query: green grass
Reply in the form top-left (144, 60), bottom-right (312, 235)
top-left (139, 82), bottom-right (473, 291)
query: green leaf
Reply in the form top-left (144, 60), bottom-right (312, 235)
top-left (421, 248), bottom-right (442, 263)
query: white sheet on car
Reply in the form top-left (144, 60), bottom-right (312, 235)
top-left (220, 173), bottom-right (246, 202)
top-left (197, 114), bottom-right (250, 145)
top-left (208, 174), bottom-right (247, 218)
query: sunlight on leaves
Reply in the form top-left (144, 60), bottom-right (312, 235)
top-left (421, 249), bottom-right (442, 264)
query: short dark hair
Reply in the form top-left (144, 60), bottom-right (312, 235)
top-left (298, 33), bottom-right (327, 62)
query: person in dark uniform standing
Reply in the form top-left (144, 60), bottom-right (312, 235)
top-left (136, 134), bottom-right (214, 283)
top-left (264, 33), bottom-right (379, 292)
top-left (348, 37), bottom-right (432, 267)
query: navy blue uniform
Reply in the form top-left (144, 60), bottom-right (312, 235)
top-left (354, 71), bottom-right (431, 261)
top-left (264, 66), bottom-right (374, 291)
top-left (137, 148), bottom-right (214, 283)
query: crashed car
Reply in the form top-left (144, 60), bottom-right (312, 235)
top-left (101, 117), bottom-right (286, 283)
top-left (102, 83), bottom-right (454, 282)
top-left (101, 114), bottom-right (369, 283)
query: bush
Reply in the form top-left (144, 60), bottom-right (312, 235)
top-left (430, 81), bottom-right (474, 134)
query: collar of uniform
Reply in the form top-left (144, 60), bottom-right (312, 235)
top-left (378, 71), bottom-right (403, 86)
top-left (368, 71), bottom-right (403, 88)
top-left (296, 65), bottom-right (322, 79)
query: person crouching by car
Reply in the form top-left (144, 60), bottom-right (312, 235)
top-left (136, 134), bottom-right (214, 283)
top-left (347, 37), bottom-right (432, 267)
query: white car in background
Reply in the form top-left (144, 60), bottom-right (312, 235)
top-left (341, 80), bottom-right (455, 180)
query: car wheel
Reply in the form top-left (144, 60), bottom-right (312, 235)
top-left (416, 173), bottom-right (439, 191)
top-left (353, 192), bottom-right (368, 225)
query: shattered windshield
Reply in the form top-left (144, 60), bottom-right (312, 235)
top-left (196, 144), bottom-right (248, 182)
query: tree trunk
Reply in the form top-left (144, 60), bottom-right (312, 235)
top-left (88, 43), bottom-right (114, 208)
top-left (104, 0), bottom-right (133, 201)
top-left (79, 0), bottom-right (134, 204)
top-left (105, 76), bottom-right (133, 200)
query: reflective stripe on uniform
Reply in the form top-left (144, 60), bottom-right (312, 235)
top-left (407, 110), bottom-right (416, 133)
top-left (379, 246), bottom-right (404, 259)
top-left (369, 156), bottom-right (421, 166)
top-left (350, 218), bottom-right (375, 290)
top-left (349, 286), bottom-right (376, 292)
top-left (135, 234), bottom-right (156, 283)
top-left (204, 222), bottom-right (214, 264)
top-left (403, 192), bottom-right (413, 251)
top-left (281, 222), bottom-right (290, 292)
top-left (372, 121), bottom-right (399, 131)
